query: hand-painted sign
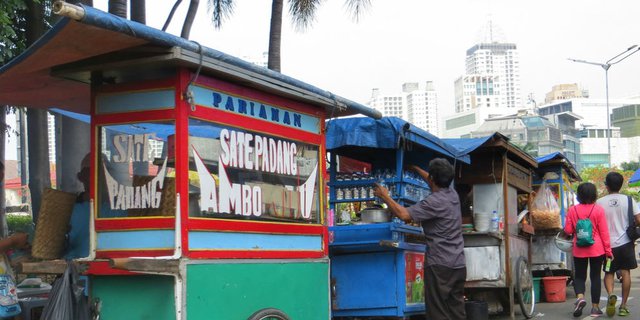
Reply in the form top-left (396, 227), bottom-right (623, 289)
top-left (194, 128), bottom-right (317, 219)
top-left (103, 158), bottom-right (168, 210)
top-left (112, 133), bottom-right (157, 163)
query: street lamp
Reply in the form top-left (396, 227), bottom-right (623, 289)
top-left (568, 45), bottom-right (640, 168)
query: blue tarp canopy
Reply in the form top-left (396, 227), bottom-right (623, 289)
top-left (443, 132), bottom-right (538, 169)
top-left (441, 136), bottom-right (494, 157)
top-left (326, 117), bottom-right (469, 163)
top-left (535, 151), bottom-right (581, 182)
top-left (630, 168), bottom-right (640, 186)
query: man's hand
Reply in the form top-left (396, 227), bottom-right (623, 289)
top-left (373, 183), bottom-right (389, 200)
top-left (9, 232), bottom-right (29, 250)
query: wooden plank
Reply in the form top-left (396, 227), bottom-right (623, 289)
top-left (17, 260), bottom-right (88, 274)
top-left (109, 258), bottom-right (180, 274)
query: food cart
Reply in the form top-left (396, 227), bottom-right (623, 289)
top-left (0, 2), bottom-right (382, 319)
top-left (444, 133), bottom-right (537, 319)
top-left (531, 152), bottom-right (580, 278)
top-left (325, 117), bottom-right (468, 318)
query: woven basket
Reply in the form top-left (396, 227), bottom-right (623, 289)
top-left (31, 188), bottom-right (77, 260)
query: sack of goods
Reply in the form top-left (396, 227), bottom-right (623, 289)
top-left (530, 181), bottom-right (561, 230)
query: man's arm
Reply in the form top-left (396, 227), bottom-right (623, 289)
top-left (373, 183), bottom-right (412, 223)
top-left (0, 233), bottom-right (29, 253)
top-left (409, 165), bottom-right (429, 183)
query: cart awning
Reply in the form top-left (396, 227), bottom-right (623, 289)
top-left (326, 117), bottom-right (469, 163)
top-left (443, 132), bottom-right (538, 169)
top-left (536, 151), bottom-right (581, 182)
top-left (0, 2), bottom-right (381, 119)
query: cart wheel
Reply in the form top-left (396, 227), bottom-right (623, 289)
top-left (247, 308), bottom-right (290, 320)
top-left (515, 256), bottom-right (535, 319)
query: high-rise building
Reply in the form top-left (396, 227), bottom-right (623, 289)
top-left (368, 82), bottom-right (440, 134)
top-left (544, 83), bottom-right (589, 104)
top-left (463, 42), bottom-right (521, 109)
top-left (405, 81), bottom-right (439, 135)
top-left (368, 88), bottom-right (405, 119)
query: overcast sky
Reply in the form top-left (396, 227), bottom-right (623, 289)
top-left (7, 0), bottom-right (640, 160)
top-left (92, 0), bottom-right (640, 115)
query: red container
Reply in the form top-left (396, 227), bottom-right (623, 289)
top-left (542, 276), bottom-right (567, 302)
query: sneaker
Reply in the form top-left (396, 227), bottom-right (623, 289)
top-left (574, 298), bottom-right (587, 317)
top-left (619, 306), bottom-right (630, 316)
top-left (606, 294), bottom-right (617, 317)
top-left (590, 307), bottom-right (603, 317)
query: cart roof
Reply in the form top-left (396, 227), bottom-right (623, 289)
top-left (536, 152), bottom-right (581, 182)
top-left (0, 4), bottom-right (381, 119)
top-left (443, 132), bottom-right (538, 169)
top-left (325, 116), bottom-right (470, 163)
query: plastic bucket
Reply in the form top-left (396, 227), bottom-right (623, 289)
top-left (465, 300), bottom-right (488, 320)
top-left (474, 212), bottom-right (491, 232)
top-left (533, 277), bottom-right (542, 303)
top-left (542, 276), bottom-right (567, 302)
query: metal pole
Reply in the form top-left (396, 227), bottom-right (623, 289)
top-left (605, 68), bottom-right (611, 168)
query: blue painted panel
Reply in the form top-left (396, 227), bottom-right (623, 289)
top-left (189, 231), bottom-right (322, 251)
top-left (332, 251), bottom-right (398, 311)
top-left (96, 89), bottom-right (175, 113)
top-left (97, 230), bottom-right (175, 250)
top-left (190, 85), bottom-right (321, 134)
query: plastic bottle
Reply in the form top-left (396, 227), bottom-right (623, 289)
top-left (491, 210), bottom-right (499, 232)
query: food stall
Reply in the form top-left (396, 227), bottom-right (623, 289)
top-left (531, 152), bottom-right (580, 278)
top-left (325, 117), bottom-right (468, 318)
top-left (0, 2), bottom-right (382, 319)
top-left (444, 133), bottom-right (538, 319)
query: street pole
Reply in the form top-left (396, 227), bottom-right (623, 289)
top-left (569, 45), bottom-right (640, 168)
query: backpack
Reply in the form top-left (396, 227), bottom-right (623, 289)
top-left (574, 205), bottom-right (596, 247)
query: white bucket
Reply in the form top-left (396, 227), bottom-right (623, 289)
top-left (474, 212), bottom-right (492, 232)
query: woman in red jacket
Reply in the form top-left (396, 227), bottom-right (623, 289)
top-left (564, 182), bottom-right (612, 317)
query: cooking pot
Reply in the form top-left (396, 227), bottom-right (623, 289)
top-left (359, 205), bottom-right (390, 223)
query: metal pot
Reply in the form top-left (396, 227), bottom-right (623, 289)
top-left (359, 206), bottom-right (390, 223)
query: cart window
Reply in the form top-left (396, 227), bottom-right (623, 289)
top-left (187, 119), bottom-right (321, 224)
top-left (97, 121), bottom-right (176, 218)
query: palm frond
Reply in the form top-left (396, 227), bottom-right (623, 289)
top-left (207, 0), bottom-right (235, 29)
top-left (343, 0), bottom-right (371, 22)
top-left (289, 0), bottom-right (321, 31)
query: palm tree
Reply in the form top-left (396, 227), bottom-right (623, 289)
top-left (206, 0), bottom-right (371, 72)
top-left (109, 0), bottom-right (127, 18)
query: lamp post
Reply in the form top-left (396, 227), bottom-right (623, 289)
top-left (568, 45), bottom-right (640, 168)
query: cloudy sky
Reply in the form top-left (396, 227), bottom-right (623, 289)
top-left (91, 0), bottom-right (640, 115)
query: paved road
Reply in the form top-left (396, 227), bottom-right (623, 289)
top-left (491, 249), bottom-right (640, 319)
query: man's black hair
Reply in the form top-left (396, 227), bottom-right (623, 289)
top-left (605, 171), bottom-right (624, 193)
top-left (427, 158), bottom-right (454, 188)
top-left (577, 182), bottom-right (597, 204)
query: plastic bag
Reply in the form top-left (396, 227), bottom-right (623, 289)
top-left (41, 262), bottom-right (90, 320)
top-left (530, 179), bottom-right (561, 230)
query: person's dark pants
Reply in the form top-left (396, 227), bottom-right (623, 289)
top-left (424, 264), bottom-right (466, 320)
top-left (573, 255), bottom-right (605, 304)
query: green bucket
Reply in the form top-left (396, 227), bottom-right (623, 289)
top-left (533, 277), bottom-right (542, 303)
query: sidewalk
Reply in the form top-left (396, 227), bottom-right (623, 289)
top-left (491, 249), bottom-right (640, 319)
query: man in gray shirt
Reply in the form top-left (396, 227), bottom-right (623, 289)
top-left (374, 158), bottom-right (466, 319)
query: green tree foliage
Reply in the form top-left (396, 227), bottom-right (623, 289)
top-left (620, 161), bottom-right (640, 172)
top-left (0, 0), bottom-right (28, 64)
top-left (579, 166), bottom-right (638, 200)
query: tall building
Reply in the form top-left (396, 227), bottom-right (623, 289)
top-left (405, 81), bottom-right (439, 135)
top-left (445, 22), bottom-right (523, 138)
top-left (368, 88), bottom-right (405, 119)
top-left (544, 83), bottom-right (589, 104)
top-left (368, 82), bottom-right (440, 134)
top-left (463, 42), bottom-right (521, 109)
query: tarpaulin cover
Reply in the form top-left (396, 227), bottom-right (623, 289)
top-left (536, 152), bottom-right (565, 164)
top-left (629, 168), bottom-right (640, 186)
top-left (442, 136), bottom-right (494, 157)
top-left (325, 117), bottom-right (468, 163)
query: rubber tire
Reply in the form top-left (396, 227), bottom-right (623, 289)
top-left (515, 256), bottom-right (535, 319)
top-left (247, 308), bottom-right (290, 320)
